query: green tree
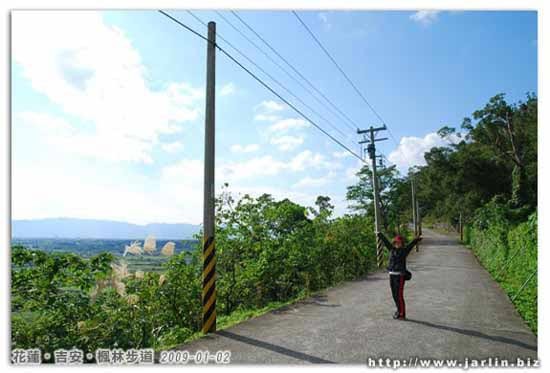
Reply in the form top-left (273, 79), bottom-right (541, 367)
top-left (346, 164), bottom-right (407, 232)
top-left (462, 93), bottom-right (537, 208)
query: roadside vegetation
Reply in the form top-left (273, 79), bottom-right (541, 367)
top-left (464, 204), bottom-right (537, 333)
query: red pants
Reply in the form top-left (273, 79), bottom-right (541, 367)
top-left (390, 274), bottom-right (406, 317)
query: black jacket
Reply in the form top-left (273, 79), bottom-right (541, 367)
top-left (378, 233), bottom-right (422, 273)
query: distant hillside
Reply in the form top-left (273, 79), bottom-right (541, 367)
top-left (12, 218), bottom-right (200, 239)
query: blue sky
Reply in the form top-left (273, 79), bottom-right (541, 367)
top-left (11, 10), bottom-right (537, 224)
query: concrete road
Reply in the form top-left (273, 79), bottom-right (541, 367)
top-left (176, 229), bottom-right (537, 364)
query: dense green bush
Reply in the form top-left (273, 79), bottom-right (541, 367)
top-left (12, 192), bottom-right (380, 353)
top-left (212, 190), bottom-right (377, 314)
top-left (11, 246), bottom-right (201, 352)
top-left (464, 201), bottom-right (537, 333)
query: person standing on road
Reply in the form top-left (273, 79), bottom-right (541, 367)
top-left (378, 233), bottom-right (422, 320)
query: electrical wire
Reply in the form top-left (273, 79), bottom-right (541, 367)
top-left (231, 10), bottom-right (360, 132)
top-left (291, 11), bottom-right (400, 147)
top-left (158, 10), bottom-right (365, 163)
top-left (213, 10), bottom-right (355, 141)
top-left (187, 10), bottom-right (354, 144)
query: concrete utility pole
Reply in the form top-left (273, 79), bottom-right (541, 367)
top-left (202, 21), bottom-right (216, 334)
top-left (411, 178), bottom-right (417, 237)
top-left (416, 198), bottom-right (422, 244)
top-left (358, 125), bottom-right (388, 268)
top-left (411, 178), bottom-right (420, 251)
top-left (416, 199), bottom-right (422, 236)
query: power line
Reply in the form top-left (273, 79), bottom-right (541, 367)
top-left (291, 11), bottom-right (400, 147)
top-left (291, 11), bottom-right (382, 121)
top-left (230, 10), bottom-right (360, 132)
top-left (218, 48), bottom-right (365, 162)
top-left (187, 10), bottom-right (354, 146)
top-left (213, 10), bottom-right (354, 140)
top-left (219, 11), bottom-right (359, 139)
top-left (158, 10), bottom-right (365, 163)
top-left (159, 10), bottom-right (210, 42)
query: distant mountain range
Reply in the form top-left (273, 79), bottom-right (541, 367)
top-left (12, 218), bottom-right (200, 239)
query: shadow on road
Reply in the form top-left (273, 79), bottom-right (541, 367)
top-left (407, 319), bottom-right (537, 352)
top-left (273, 294), bottom-right (340, 313)
top-left (299, 300), bottom-right (341, 307)
top-left (300, 294), bottom-right (340, 307)
top-left (216, 330), bottom-right (335, 364)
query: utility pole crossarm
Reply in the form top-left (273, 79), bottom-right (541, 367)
top-left (357, 125), bottom-right (386, 134)
top-left (359, 137), bottom-right (388, 144)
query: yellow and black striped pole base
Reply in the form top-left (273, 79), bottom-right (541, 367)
top-left (376, 235), bottom-right (384, 268)
top-left (202, 236), bottom-right (216, 333)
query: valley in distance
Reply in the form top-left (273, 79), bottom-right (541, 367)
top-left (11, 218), bottom-right (201, 272)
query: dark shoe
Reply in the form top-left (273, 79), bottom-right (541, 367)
top-left (393, 312), bottom-right (400, 319)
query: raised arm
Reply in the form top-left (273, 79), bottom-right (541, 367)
top-left (405, 236), bottom-right (422, 255)
top-left (377, 232), bottom-right (393, 251)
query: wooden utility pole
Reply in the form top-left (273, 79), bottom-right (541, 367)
top-left (358, 125), bottom-right (388, 268)
top-left (202, 21), bottom-right (216, 334)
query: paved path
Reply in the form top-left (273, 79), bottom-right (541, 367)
top-left (178, 229), bottom-right (537, 364)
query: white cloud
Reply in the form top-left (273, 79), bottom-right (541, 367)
top-left (253, 100), bottom-right (287, 122)
top-left (256, 100), bottom-right (285, 113)
top-left (270, 135), bottom-right (304, 151)
top-left (254, 114), bottom-right (281, 122)
top-left (12, 147), bottom-right (349, 225)
top-left (345, 167), bottom-right (358, 180)
top-left (230, 144), bottom-right (260, 153)
top-left (293, 173), bottom-right (333, 189)
top-left (219, 82), bottom-right (236, 96)
top-left (388, 132), bottom-right (459, 173)
top-left (12, 11), bottom-right (203, 164)
top-left (288, 150), bottom-right (330, 171)
top-left (268, 118), bottom-right (310, 133)
top-left (218, 156), bottom-right (286, 182)
top-left (18, 112), bottom-right (76, 134)
top-left (18, 111), bottom-right (156, 164)
top-left (215, 150), bottom-right (330, 183)
top-left (318, 12), bottom-right (332, 31)
top-left (161, 141), bottom-right (184, 153)
top-left (160, 157), bottom-right (322, 217)
top-left (161, 159), bottom-right (203, 186)
top-left (333, 150), bottom-right (352, 159)
top-left (344, 159), bottom-right (365, 181)
top-left (256, 102), bottom-right (310, 152)
top-left (154, 153), bottom-right (342, 222)
top-left (12, 13), bottom-right (358, 225)
top-left (12, 156), bottom-right (351, 225)
top-left (12, 158), bottom-right (203, 225)
top-left (410, 10), bottom-right (441, 25)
